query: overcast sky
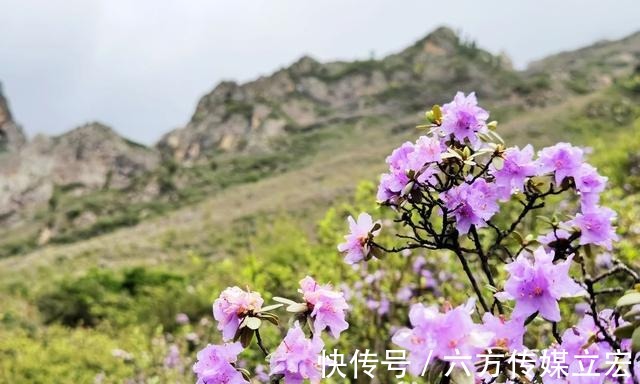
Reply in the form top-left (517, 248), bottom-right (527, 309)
top-left (1, 1), bottom-right (639, 145)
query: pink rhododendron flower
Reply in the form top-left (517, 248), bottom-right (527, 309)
top-left (480, 313), bottom-right (525, 351)
top-left (496, 247), bottom-right (584, 322)
top-left (193, 342), bottom-right (248, 384)
top-left (440, 91), bottom-right (489, 145)
top-left (213, 287), bottom-right (264, 341)
top-left (574, 163), bottom-right (607, 204)
top-left (537, 229), bottom-right (571, 248)
top-left (441, 179), bottom-right (499, 234)
top-left (337, 213), bottom-right (381, 264)
top-left (269, 323), bottom-right (324, 384)
top-left (541, 310), bottom-right (620, 384)
top-left (376, 136), bottom-right (442, 202)
top-left (299, 276), bottom-right (349, 338)
top-left (570, 205), bottom-right (619, 250)
top-left (409, 135), bottom-right (444, 168)
top-left (537, 142), bottom-right (584, 185)
top-left (393, 300), bottom-right (493, 376)
top-left (492, 144), bottom-right (537, 199)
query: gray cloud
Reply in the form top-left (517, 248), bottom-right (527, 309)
top-left (1, 0), bottom-right (639, 144)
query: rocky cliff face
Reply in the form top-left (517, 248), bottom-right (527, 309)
top-left (0, 83), bottom-right (27, 154)
top-left (0, 117), bottom-right (159, 224)
top-left (157, 27), bottom-right (516, 162)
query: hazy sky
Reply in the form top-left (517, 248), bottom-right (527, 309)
top-left (1, 1), bottom-right (639, 145)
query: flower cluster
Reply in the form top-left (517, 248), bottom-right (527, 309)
top-left (337, 92), bottom-right (638, 383)
top-left (194, 278), bottom-right (348, 383)
top-left (270, 324), bottom-right (325, 383)
top-left (495, 247), bottom-right (584, 322)
top-left (392, 299), bottom-right (494, 375)
top-left (193, 343), bottom-right (247, 384)
top-left (213, 286), bottom-right (264, 341)
top-left (337, 212), bottom-right (381, 264)
top-left (299, 276), bottom-right (349, 338)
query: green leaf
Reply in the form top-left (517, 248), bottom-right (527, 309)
top-left (617, 292), bottom-right (640, 308)
top-left (535, 215), bottom-right (553, 225)
top-left (258, 312), bottom-right (279, 326)
top-left (239, 328), bottom-right (254, 348)
top-left (272, 297), bottom-right (297, 305)
top-left (432, 105), bottom-right (442, 123)
top-left (286, 303), bottom-right (309, 313)
top-left (614, 324), bottom-right (636, 339)
top-left (441, 152), bottom-right (459, 159)
top-left (492, 156), bottom-right (504, 170)
top-left (623, 307), bottom-right (640, 321)
top-left (258, 304), bottom-right (284, 312)
top-left (424, 110), bottom-right (435, 123)
top-left (245, 317), bottom-right (262, 330)
top-left (510, 231), bottom-right (524, 244)
top-left (632, 326), bottom-right (640, 353)
top-left (446, 148), bottom-right (463, 160)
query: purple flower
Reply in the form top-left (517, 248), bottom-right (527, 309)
top-left (269, 323), bottom-right (324, 384)
top-left (254, 364), bottom-right (270, 383)
top-left (299, 276), bottom-right (349, 338)
top-left (441, 179), bottom-right (499, 234)
top-left (377, 298), bottom-right (390, 316)
top-left (492, 145), bottom-right (537, 199)
top-left (541, 311), bottom-right (618, 383)
top-left (393, 300), bottom-right (493, 375)
top-left (574, 163), bottom-right (607, 202)
top-left (537, 143), bottom-right (584, 185)
top-left (537, 229), bottom-right (571, 247)
top-left (496, 247), bottom-right (584, 322)
top-left (193, 342), bottom-right (248, 384)
top-left (412, 256), bottom-right (426, 273)
top-left (480, 313), bottom-right (525, 351)
top-left (408, 135), bottom-right (444, 169)
top-left (175, 312), bottom-right (190, 325)
top-left (396, 286), bottom-right (414, 302)
top-left (376, 137), bottom-right (442, 202)
top-left (595, 252), bottom-right (613, 269)
top-left (570, 205), bottom-right (618, 250)
top-left (386, 141), bottom-right (415, 172)
top-left (337, 213), bottom-right (381, 264)
top-left (164, 344), bottom-right (182, 369)
top-left (391, 303), bottom-right (440, 376)
top-left (440, 92), bottom-right (489, 145)
top-left (213, 287), bottom-right (264, 341)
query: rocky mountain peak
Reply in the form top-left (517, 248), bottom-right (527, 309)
top-left (0, 112), bottom-right (159, 224)
top-left (155, 26), bottom-right (518, 162)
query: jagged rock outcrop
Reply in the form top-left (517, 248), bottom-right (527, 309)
top-left (0, 83), bottom-right (27, 154)
top-left (0, 120), bottom-right (159, 224)
top-left (157, 27), bottom-right (516, 163)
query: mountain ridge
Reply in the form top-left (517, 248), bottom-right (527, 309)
top-left (0, 26), bottom-right (638, 253)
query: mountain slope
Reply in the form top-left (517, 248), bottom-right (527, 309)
top-left (0, 27), bottom-right (639, 257)
top-left (527, 31), bottom-right (640, 95)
